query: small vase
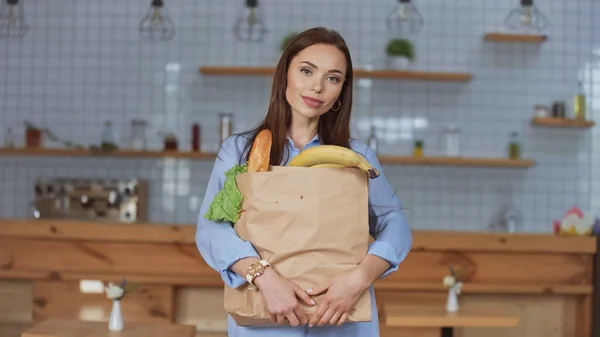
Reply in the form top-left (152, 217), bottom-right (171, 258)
top-left (446, 288), bottom-right (459, 312)
top-left (108, 300), bottom-right (124, 331)
top-left (389, 56), bottom-right (410, 70)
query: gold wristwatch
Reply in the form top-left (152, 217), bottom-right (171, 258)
top-left (246, 260), bottom-right (271, 285)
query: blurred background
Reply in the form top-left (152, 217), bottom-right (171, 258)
top-left (1, 0), bottom-right (599, 336)
top-left (1, 0), bottom-right (599, 233)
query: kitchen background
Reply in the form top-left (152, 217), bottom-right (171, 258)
top-left (0, 0), bottom-right (598, 233)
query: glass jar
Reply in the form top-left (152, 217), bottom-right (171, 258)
top-left (442, 125), bottom-right (461, 156)
top-left (534, 105), bottom-right (549, 118)
top-left (130, 119), bottom-right (147, 150)
top-left (101, 121), bottom-right (116, 151)
top-left (164, 133), bottom-right (178, 151)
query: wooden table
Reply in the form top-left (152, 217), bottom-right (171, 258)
top-left (385, 305), bottom-right (520, 337)
top-left (21, 319), bottom-right (196, 337)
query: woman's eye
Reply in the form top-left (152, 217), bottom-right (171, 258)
top-left (300, 68), bottom-right (339, 83)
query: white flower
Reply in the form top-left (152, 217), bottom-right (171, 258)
top-left (452, 281), bottom-right (463, 294)
top-left (105, 282), bottom-right (124, 300)
top-left (443, 275), bottom-right (456, 288)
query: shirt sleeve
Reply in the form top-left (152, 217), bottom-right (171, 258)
top-left (362, 147), bottom-right (413, 279)
top-left (195, 137), bottom-right (260, 288)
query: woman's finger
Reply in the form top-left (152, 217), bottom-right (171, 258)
top-left (285, 312), bottom-right (300, 327)
top-left (337, 312), bottom-right (349, 326)
top-left (308, 301), bottom-right (328, 327)
top-left (293, 283), bottom-right (316, 306)
top-left (307, 282), bottom-right (331, 296)
top-left (277, 314), bottom-right (286, 325)
top-left (294, 306), bottom-right (308, 326)
top-left (317, 307), bottom-right (336, 326)
top-left (329, 310), bottom-right (342, 325)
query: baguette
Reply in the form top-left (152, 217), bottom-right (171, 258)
top-left (247, 129), bottom-right (272, 172)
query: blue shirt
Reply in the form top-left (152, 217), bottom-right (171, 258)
top-left (195, 134), bottom-right (413, 336)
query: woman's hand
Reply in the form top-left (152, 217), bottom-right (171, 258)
top-left (306, 267), bottom-right (369, 327)
top-left (254, 268), bottom-right (316, 326)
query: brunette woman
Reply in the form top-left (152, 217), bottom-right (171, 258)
top-left (196, 27), bottom-right (412, 337)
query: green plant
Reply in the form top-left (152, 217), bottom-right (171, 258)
top-left (385, 38), bottom-right (415, 60)
top-left (280, 32), bottom-right (298, 52)
top-left (24, 121), bottom-right (39, 130)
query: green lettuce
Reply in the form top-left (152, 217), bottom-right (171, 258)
top-left (204, 164), bottom-right (247, 223)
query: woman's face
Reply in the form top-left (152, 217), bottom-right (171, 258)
top-left (285, 43), bottom-right (347, 121)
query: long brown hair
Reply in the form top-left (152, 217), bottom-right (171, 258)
top-left (238, 27), bottom-right (354, 166)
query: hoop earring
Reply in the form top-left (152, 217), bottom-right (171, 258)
top-left (331, 100), bottom-right (341, 112)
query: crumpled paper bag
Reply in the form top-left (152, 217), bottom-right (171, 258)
top-left (224, 166), bottom-right (372, 326)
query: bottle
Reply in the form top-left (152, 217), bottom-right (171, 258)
top-left (219, 113), bottom-right (233, 144)
top-left (508, 132), bottom-right (520, 159)
top-left (4, 127), bottom-right (14, 148)
top-left (191, 123), bottom-right (201, 152)
top-left (574, 80), bottom-right (586, 121)
top-left (367, 125), bottom-right (378, 154)
top-left (413, 140), bottom-right (424, 157)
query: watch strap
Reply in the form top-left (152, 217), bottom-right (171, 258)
top-left (246, 260), bottom-right (271, 285)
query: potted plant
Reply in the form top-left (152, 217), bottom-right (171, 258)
top-left (385, 38), bottom-right (415, 70)
top-left (280, 32), bottom-right (298, 52)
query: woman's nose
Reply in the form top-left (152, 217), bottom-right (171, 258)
top-left (310, 78), bottom-right (323, 93)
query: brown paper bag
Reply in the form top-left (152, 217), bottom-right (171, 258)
top-left (224, 166), bottom-right (372, 326)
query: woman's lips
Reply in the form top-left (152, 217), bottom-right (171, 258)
top-left (301, 95), bottom-right (324, 109)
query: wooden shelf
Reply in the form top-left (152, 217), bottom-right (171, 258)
top-left (483, 32), bottom-right (547, 43)
top-left (199, 66), bottom-right (473, 82)
top-left (378, 156), bottom-right (535, 168)
top-left (531, 117), bottom-right (595, 128)
top-left (0, 148), bottom-right (534, 168)
top-left (0, 147), bottom-right (217, 160)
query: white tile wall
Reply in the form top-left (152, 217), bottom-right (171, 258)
top-left (0, 0), bottom-right (599, 232)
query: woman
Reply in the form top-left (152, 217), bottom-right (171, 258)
top-left (196, 27), bottom-right (412, 337)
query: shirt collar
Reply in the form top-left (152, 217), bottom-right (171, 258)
top-left (286, 133), bottom-right (321, 150)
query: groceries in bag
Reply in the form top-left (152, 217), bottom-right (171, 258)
top-left (203, 130), bottom-right (374, 326)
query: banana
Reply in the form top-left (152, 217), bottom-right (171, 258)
top-left (289, 145), bottom-right (380, 179)
top-left (310, 163), bottom-right (346, 168)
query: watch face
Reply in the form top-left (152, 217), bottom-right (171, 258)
top-left (249, 263), bottom-right (263, 276)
